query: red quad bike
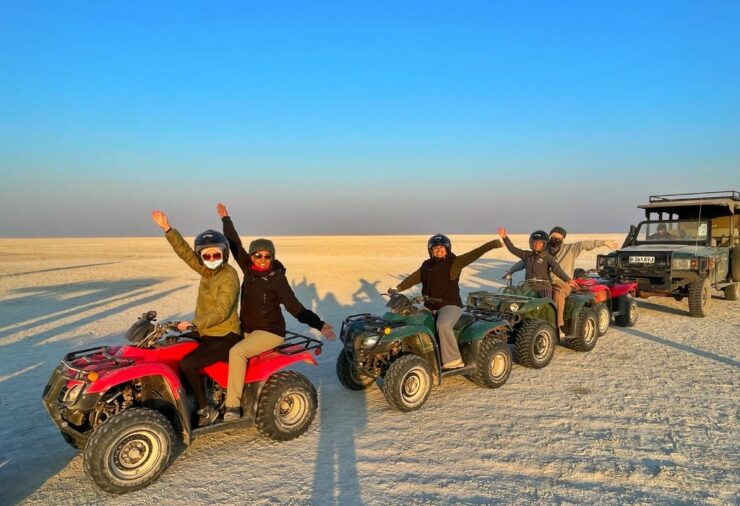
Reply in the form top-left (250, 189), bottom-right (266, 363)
top-left (42, 311), bottom-right (323, 494)
top-left (572, 269), bottom-right (639, 335)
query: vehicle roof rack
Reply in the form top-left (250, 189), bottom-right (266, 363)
top-left (649, 191), bottom-right (739, 203)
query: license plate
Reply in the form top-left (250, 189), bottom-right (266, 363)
top-left (629, 256), bottom-right (655, 264)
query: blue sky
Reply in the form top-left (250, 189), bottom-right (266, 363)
top-left (0, 1), bottom-right (738, 236)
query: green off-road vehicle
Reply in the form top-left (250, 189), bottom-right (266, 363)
top-left (597, 191), bottom-right (740, 317)
top-left (466, 280), bottom-right (601, 369)
top-left (336, 293), bottom-right (513, 412)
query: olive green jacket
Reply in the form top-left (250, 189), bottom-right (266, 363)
top-left (166, 229), bottom-right (241, 336)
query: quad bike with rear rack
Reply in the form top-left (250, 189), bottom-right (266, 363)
top-left (573, 268), bottom-right (639, 332)
top-left (467, 278), bottom-right (601, 369)
top-left (42, 311), bottom-right (323, 494)
top-left (336, 293), bottom-right (513, 412)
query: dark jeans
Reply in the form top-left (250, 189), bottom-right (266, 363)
top-left (180, 332), bottom-right (241, 409)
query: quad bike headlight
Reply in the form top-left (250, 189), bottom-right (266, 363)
top-left (508, 303), bottom-right (521, 312)
top-left (362, 335), bottom-right (380, 349)
top-left (63, 383), bottom-right (83, 404)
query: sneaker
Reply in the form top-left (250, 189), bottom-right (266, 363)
top-left (442, 359), bottom-right (465, 370)
top-left (558, 326), bottom-right (567, 339)
top-left (196, 406), bottom-right (219, 427)
top-left (223, 407), bottom-right (241, 422)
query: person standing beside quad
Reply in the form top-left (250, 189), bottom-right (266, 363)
top-left (390, 234), bottom-right (503, 370)
top-left (151, 210), bottom-right (241, 427)
top-left (497, 227), bottom-right (578, 337)
top-left (216, 203), bottom-right (336, 422)
top-left (503, 226), bottom-right (618, 335)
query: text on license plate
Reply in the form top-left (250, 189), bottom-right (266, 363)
top-left (629, 256), bottom-right (655, 264)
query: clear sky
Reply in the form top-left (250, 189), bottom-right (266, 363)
top-left (0, 1), bottom-right (738, 237)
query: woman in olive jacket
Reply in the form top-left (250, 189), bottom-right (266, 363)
top-left (216, 203), bottom-right (335, 421)
top-left (151, 210), bottom-right (241, 426)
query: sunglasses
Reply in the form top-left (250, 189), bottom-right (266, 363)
top-left (201, 252), bottom-right (222, 261)
top-left (252, 253), bottom-right (272, 260)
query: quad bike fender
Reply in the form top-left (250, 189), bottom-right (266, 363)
top-left (244, 350), bottom-right (318, 383)
top-left (606, 282), bottom-right (636, 299)
top-left (85, 362), bottom-right (183, 397)
top-left (564, 293), bottom-right (594, 323)
top-left (520, 301), bottom-right (557, 326)
top-left (458, 320), bottom-right (510, 344)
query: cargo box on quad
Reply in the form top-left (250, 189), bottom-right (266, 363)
top-left (597, 191), bottom-right (740, 317)
top-left (466, 280), bottom-right (601, 369)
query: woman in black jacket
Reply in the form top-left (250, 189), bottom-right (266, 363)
top-left (216, 203), bottom-right (335, 421)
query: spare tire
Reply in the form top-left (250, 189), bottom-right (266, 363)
top-left (732, 246), bottom-right (740, 282)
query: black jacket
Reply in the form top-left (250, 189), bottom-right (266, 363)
top-left (502, 236), bottom-right (571, 282)
top-left (420, 255), bottom-right (462, 310)
top-left (222, 217), bottom-right (324, 336)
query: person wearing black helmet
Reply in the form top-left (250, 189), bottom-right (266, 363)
top-left (151, 210), bottom-right (241, 427)
top-left (391, 234), bottom-right (503, 369)
top-left (216, 203), bottom-right (336, 421)
top-left (497, 227), bottom-right (578, 336)
top-left (504, 226), bottom-right (618, 332)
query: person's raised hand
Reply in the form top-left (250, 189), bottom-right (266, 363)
top-left (216, 203), bottom-right (229, 218)
top-left (151, 210), bottom-right (171, 232)
top-left (497, 227), bottom-right (507, 239)
top-left (321, 323), bottom-right (336, 341)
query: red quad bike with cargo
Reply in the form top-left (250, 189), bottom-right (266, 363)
top-left (572, 268), bottom-right (639, 334)
top-left (42, 311), bottom-right (323, 494)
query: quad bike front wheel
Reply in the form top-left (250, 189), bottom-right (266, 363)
top-left (336, 349), bottom-right (375, 390)
top-left (83, 407), bottom-right (176, 494)
top-left (614, 295), bottom-right (638, 327)
top-left (569, 307), bottom-right (599, 352)
top-left (594, 303), bottom-right (610, 336)
top-left (256, 371), bottom-right (317, 441)
top-left (513, 319), bottom-right (557, 369)
top-left (468, 336), bottom-right (512, 389)
top-left (382, 354), bottom-right (432, 412)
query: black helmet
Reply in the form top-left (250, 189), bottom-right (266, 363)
top-left (194, 229), bottom-right (229, 262)
top-left (427, 234), bottom-right (451, 257)
top-left (248, 238), bottom-right (276, 256)
top-left (529, 230), bottom-right (549, 252)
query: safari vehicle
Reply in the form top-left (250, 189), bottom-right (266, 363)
top-left (336, 293), bottom-right (513, 412)
top-left (467, 279), bottom-right (600, 369)
top-left (597, 191), bottom-right (740, 317)
top-left (42, 311), bottom-right (323, 494)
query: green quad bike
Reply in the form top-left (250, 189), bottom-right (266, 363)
top-left (336, 293), bottom-right (513, 412)
top-left (466, 279), bottom-right (600, 369)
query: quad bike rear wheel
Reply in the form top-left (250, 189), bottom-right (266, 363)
top-left (569, 307), bottom-right (599, 352)
top-left (382, 354), bottom-right (432, 412)
top-left (256, 371), bottom-right (317, 441)
top-left (513, 319), bottom-right (557, 369)
top-left (688, 276), bottom-right (711, 317)
top-left (336, 349), bottom-right (374, 390)
top-left (614, 295), bottom-right (638, 327)
top-left (468, 336), bottom-right (512, 389)
top-left (83, 407), bottom-right (175, 494)
top-left (594, 303), bottom-right (610, 336)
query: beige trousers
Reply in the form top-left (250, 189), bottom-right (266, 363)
top-left (225, 330), bottom-right (284, 408)
top-left (552, 278), bottom-right (573, 329)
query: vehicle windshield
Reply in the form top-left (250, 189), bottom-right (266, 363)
top-left (636, 220), bottom-right (709, 243)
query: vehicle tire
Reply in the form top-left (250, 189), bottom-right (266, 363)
top-left (732, 246), bottom-right (740, 282)
top-left (723, 282), bottom-right (739, 301)
top-left (83, 407), bottom-right (175, 494)
top-left (381, 354), bottom-right (432, 412)
top-left (513, 319), bottom-right (557, 369)
top-left (614, 295), bottom-right (638, 327)
top-left (256, 371), bottom-right (317, 441)
top-left (335, 349), bottom-right (374, 390)
top-left (569, 307), bottom-right (599, 352)
top-left (688, 276), bottom-right (711, 317)
top-left (594, 303), bottom-right (610, 336)
top-left (468, 336), bottom-right (512, 389)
